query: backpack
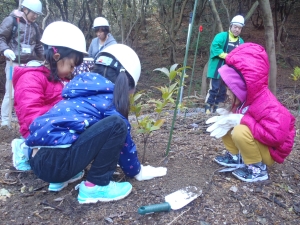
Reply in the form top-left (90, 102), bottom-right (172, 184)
top-left (10, 16), bottom-right (41, 42)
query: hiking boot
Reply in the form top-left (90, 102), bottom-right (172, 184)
top-left (76, 181), bottom-right (132, 204)
top-left (232, 163), bottom-right (268, 182)
top-left (205, 104), bottom-right (212, 115)
top-left (48, 171), bottom-right (85, 192)
top-left (12, 139), bottom-right (31, 171)
top-left (214, 151), bottom-right (244, 167)
top-left (212, 104), bottom-right (218, 113)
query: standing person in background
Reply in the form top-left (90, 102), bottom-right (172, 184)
top-left (72, 17), bottom-right (116, 76)
top-left (204, 15), bottom-right (245, 114)
top-left (88, 17), bottom-right (117, 59)
top-left (12, 21), bottom-right (86, 171)
top-left (0, 0), bottom-right (44, 127)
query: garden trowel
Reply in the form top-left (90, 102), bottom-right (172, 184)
top-left (138, 186), bottom-right (202, 215)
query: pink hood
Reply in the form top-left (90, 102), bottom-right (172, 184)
top-left (224, 43), bottom-right (295, 163)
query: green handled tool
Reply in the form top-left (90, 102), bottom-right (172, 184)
top-left (138, 186), bottom-right (202, 215)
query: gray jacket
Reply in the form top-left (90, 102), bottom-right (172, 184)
top-left (0, 10), bottom-right (44, 63)
top-left (88, 33), bottom-right (117, 58)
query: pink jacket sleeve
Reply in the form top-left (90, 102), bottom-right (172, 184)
top-left (14, 71), bottom-right (63, 138)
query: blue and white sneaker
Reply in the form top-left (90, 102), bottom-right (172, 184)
top-left (76, 181), bottom-right (132, 204)
top-left (232, 163), bottom-right (268, 182)
top-left (12, 139), bottom-right (31, 171)
top-left (48, 171), bottom-right (85, 192)
top-left (214, 151), bottom-right (244, 167)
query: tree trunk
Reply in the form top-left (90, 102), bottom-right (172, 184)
top-left (42, 0), bottom-right (50, 29)
top-left (258, 0), bottom-right (277, 94)
top-left (201, 0), bottom-right (223, 97)
top-left (245, 0), bottom-right (259, 22)
top-left (208, 0), bottom-right (223, 33)
top-left (201, 62), bottom-right (208, 97)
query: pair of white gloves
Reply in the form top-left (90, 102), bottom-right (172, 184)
top-left (134, 165), bottom-right (167, 181)
top-left (206, 108), bottom-right (244, 138)
top-left (4, 49), bottom-right (16, 61)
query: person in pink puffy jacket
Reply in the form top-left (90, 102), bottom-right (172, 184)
top-left (206, 42), bottom-right (295, 182)
top-left (12, 21), bottom-right (86, 171)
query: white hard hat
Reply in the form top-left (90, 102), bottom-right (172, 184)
top-left (101, 44), bottom-right (141, 85)
top-left (230, 15), bottom-right (245, 27)
top-left (93, 17), bottom-right (109, 28)
top-left (21, 0), bottom-right (43, 15)
top-left (40, 21), bottom-right (87, 54)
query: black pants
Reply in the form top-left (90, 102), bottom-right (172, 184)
top-left (205, 78), bottom-right (226, 105)
top-left (29, 115), bottom-right (127, 186)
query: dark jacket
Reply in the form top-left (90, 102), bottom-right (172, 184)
top-left (25, 72), bottom-right (141, 177)
top-left (0, 10), bottom-right (44, 63)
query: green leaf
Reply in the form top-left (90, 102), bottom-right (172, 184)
top-left (169, 83), bottom-right (178, 92)
top-left (154, 119), bottom-right (165, 127)
top-left (170, 64), bottom-right (179, 72)
top-left (153, 67), bottom-right (170, 77)
top-left (169, 71), bottom-right (177, 81)
top-left (134, 93), bottom-right (142, 101)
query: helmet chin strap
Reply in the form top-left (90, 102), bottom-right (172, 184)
top-left (22, 7), bottom-right (32, 23)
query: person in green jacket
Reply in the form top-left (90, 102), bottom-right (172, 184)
top-left (204, 15), bottom-right (245, 114)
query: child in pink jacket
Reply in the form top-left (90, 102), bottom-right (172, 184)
top-left (12, 21), bottom-right (86, 170)
top-left (206, 43), bottom-right (295, 182)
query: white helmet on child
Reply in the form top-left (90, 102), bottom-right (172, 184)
top-left (21, 0), bottom-right (43, 15)
top-left (101, 44), bottom-right (141, 85)
top-left (40, 21), bottom-right (87, 54)
top-left (93, 17), bottom-right (109, 28)
top-left (230, 15), bottom-right (245, 27)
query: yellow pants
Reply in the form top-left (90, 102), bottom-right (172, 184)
top-left (222, 125), bottom-right (275, 166)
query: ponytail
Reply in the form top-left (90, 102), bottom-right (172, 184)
top-left (113, 71), bottom-right (135, 118)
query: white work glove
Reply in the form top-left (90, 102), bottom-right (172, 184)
top-left (206, 108), bottom-right (243, 138)
top-left (4, 49), bottom-right (16, 60)
top-left (134, 165), bottom-right (167, 181)
top-left (205, 108), bottom-right (230, 124)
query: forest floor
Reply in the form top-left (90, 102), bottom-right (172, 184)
top-left (0, 97), bottom-right (299, 225)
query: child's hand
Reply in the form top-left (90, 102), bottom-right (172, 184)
top-left (206, 108), bottom-right (229, 124)
top-left (206, 114), bottom-right (243, 138)
top-left (135, 165), bottom-right (167, 181)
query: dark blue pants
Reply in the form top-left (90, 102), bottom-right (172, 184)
top-left (205, 78), bottom-right (227, 105)
top-left (29, 115), bottom-right (127, 186)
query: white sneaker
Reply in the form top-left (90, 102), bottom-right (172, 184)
top-left (1, 120), bottom-right (10, 127)
top-left (12, 139), bottom-right (31, 171)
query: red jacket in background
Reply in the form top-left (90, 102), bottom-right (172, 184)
top-left (13, 65), bottom-right (64, 138)
top-left (225, 43), bottom-right (295, 163)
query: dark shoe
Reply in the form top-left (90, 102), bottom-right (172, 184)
top-left (232, 163), bottom-right (268, 182)
top-left (214, 151), bottom-right (244, 167)
top-left (212, 104), bottom-right (218, 113)
top-left (205, 104), bottom-right (212, 115)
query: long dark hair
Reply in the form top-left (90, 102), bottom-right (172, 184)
top-left (44, 45), bottom-right (84, 82)
top-left (92, 61), bottom-right (135, 119)
top-left (113, 71), bottom-right (135, 119)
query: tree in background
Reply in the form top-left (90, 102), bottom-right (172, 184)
top-left (1, 0), bottom-right (300, 96)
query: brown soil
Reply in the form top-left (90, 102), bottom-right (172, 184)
top-left (0, 107), bottom-right (300, 224)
